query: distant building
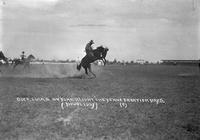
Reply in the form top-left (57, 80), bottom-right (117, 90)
top-left (161, 60), bottom-right (200, 65)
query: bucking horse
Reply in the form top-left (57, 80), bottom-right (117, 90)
top-left (77, 46), bottom-right (109, 78)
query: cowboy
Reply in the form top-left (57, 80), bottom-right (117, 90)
top-left (20, 51), bottom-right (26, 61)
top-left (85, 40), bottom-right (94, 57)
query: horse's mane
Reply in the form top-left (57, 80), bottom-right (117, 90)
top-left (96, 46), bottom-right (104, 51)
top-left (96, 46), bottom-right (103, 49)
top-left (94, 46), bottom-right (105, 52)
top-left (96, 46), bottom-right (109, 51)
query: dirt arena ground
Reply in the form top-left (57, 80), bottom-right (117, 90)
top-left (0, 64), bottom-right (199, 140)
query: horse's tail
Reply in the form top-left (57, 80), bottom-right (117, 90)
top-left (77, 63), bottom-right (81, 71)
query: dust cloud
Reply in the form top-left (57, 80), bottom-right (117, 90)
top-left (0, 63), bottom-right (102, 78)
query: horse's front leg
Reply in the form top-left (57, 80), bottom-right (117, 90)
top-left (101, 58), bottom-right (106, 66)
top-left (103, 58), bottom-right (106, 65)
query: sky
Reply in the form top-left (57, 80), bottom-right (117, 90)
top-left (0, 0), bottom-right (199, 61)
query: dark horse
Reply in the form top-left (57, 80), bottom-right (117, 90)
top-left (0, 51), bottom-right (9, 65)
top-left (77, 46), bottom-right (109, 77)
top-left (12, 54), bottom-right (35, 69)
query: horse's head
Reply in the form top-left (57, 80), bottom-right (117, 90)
top-left (104, 47), bottom-right (109, 52)
top-left (27, 54), bottom-right (35, 60)
top-left (95, 46), bottom-right (109, 58)
top-left (102, 47), bottom-right (109, 58)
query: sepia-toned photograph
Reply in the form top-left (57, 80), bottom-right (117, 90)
top-left (0, 0), bottom-right (199, 139)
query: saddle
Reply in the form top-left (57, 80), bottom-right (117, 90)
top-left (20, 59), bottom-right (25, 63)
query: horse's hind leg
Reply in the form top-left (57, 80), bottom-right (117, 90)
top-left (84, 67), bottom-right (88, 75)
top-left (82, 67), bottom-right (89, 79)
top-left (88, 64), bottom-right (96, 78)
